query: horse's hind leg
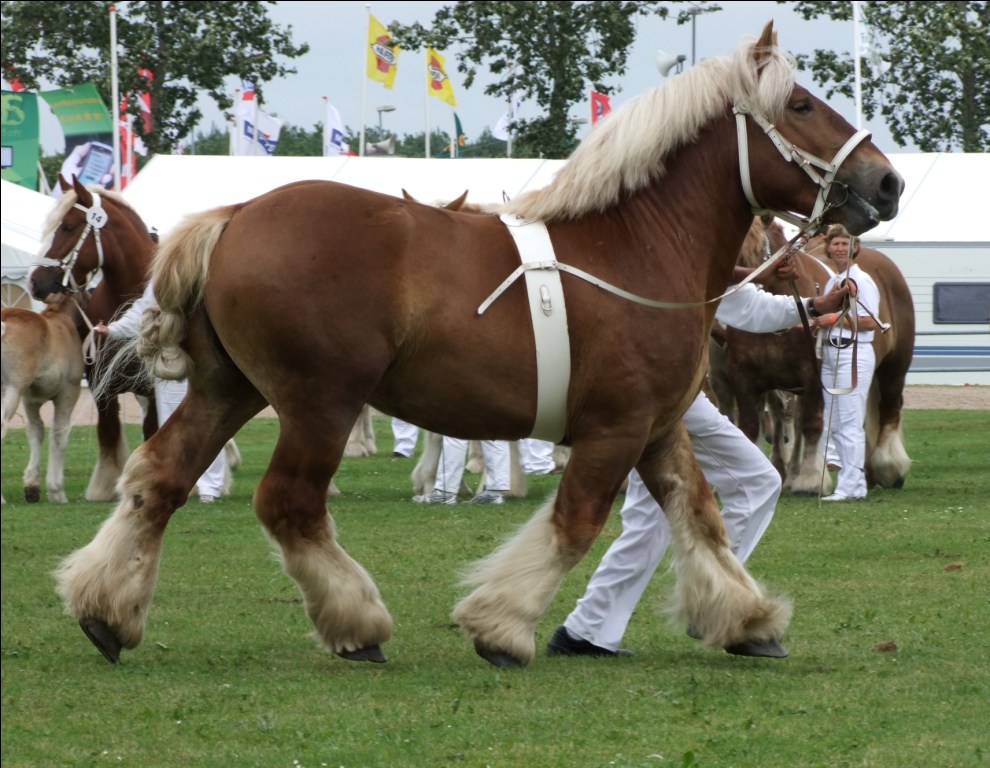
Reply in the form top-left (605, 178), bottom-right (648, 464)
top-left (255, 413), bottom-right (392, 662)
top-left (867, 365), bottom-right (911, 488)
top-left (638, 425), bottom-right (792, 650)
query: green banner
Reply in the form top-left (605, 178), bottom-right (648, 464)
top-left (40, 82), bottom-right (113, 136)
top-left (1, 89), bottom-right (40, 189)
top-left (41, 83), bottom-right (115, 189)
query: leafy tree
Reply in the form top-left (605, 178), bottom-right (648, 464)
top-left (388, 1), bottom-right (682, 159)
top-left (785, 0), bottom-right (989, 152)
top-left (0, 0), bottom-right (308, 155)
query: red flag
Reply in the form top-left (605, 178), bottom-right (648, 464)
top-left (118, 68), bottom-right (152, 189)
top-left (591, 91), bottom-right (611, 124)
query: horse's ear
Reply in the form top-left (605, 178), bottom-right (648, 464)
top-left (445, 190), bottom-right (469, 211)
top-left (754, 21), bottom-right (776, 64)
top-left (401, 188), bottom-right (414, 201)
top-left (73, 175), bottom-right (93, 206)
top-left (58, 174), bottom-right (72, 193)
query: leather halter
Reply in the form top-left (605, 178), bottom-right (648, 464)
top-left (37, 192), bottom-right (108, 292)
top-left (733, 101), bottom-right (873, 232)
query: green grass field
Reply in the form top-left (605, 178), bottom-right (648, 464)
top-left (2, 410), bottom-right (988, 768)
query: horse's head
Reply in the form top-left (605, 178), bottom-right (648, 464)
top-left (30, 176), bottom-right (108, 300)
top-left (30, 176), bottom-right (153, 312)
top-left (737, 22), bottom-right (903, 235)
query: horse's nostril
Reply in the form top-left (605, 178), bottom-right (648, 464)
top-left (880, 171), bottom-right (904, 203)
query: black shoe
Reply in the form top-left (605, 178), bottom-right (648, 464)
top-left (546, 625), bottom-right (633, 657)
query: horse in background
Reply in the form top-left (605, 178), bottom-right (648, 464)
top-left (29, 177), bottom-right (158, 501)
top-left (1, 290), bottom-right (86, 504)
top-left (54, 23), bottom-right (902, 669)
top-left (709, 217), bottom-right (835, 495)
top-left (29, 177), bottom-right (243, 499)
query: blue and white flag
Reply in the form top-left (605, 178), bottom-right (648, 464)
top-left (324, 100), bottom-right (347, 156)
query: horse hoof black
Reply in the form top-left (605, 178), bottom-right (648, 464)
top-left (337, 645), bottom-right (387, 663)
top-left (79, 619), bottom-right (121, 664)
top-left (892, 477), bottom-right (905, 489)
top-left (790, 490), bottom-right (817, 498)
top-left (725, 637), bottom-right (789, 658)
top-left (474, 641), bottom-right (526, 668)
top-left (24, 486), bottom-right (40, 503)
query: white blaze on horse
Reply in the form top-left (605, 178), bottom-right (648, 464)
top-left (54, 24), bottom-right (902, 668)
top-left (1, 291), bottom-right (86, 504)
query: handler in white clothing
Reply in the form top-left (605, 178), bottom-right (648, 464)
top-left (549, 260), bottom-right (852, 659)
top-left (94, 282), bottom-right (227, 503)
top-left (817, 225), bottom-right (882, 502)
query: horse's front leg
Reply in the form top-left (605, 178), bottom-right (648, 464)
top-left (55, 385), bottom-right (258, 664)
top-left (452, 439), bottom-right (633, 668)
top-left (46, 387), bottom-right (80, 503)
top-left (86, 392), bottom-right (129, 501)
top-left (637, 425), bottom-right (792, 650)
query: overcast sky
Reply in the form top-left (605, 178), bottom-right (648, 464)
top-left (38, 1), bottom-right (913, 155)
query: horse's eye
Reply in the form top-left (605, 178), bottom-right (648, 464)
top-left (791, 101), bottom-right (812, 116)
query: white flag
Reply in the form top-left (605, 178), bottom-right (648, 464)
top-left (233, 109), bottom-right (283, 156)
top-left (324, 101), bottom-right (346, 156)
top-left (493, 92), bottom-right (521, 141)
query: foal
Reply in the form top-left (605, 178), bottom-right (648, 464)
top-left (1, 292), bottom-right (86, 504)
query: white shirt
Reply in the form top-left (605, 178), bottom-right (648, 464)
top-left (821, 262), bottom-right (880, 343)
top-left (715, 281), bottom-right (804, 334)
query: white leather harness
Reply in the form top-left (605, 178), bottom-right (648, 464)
top-left (490, 214), bottom-right (571, 442)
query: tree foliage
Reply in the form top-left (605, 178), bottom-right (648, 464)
top-left (785, 0), bottom-right (989, 152)
top-left (0, 0), bottom-right (308, 155)
top-left (388, 1), bottom-right (677, 159)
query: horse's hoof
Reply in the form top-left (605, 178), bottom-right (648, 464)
top-left (892, 477), bottom-right (905, 489)
top-left (790, 490), bottom-right (817, 498)
top-left (79, 619), bottom-right (122, 664)
top-left (474, 641), bottom-right (526, 668)
top-left (725, 637), bottom-right (789, 658)
top-left (24, 486), bottom-right (40, 503)
top-left (337, 645), bottom-right (387, 663)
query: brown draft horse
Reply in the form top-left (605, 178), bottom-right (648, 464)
top-left (709, 217), bottom-right (836, 495)
top-left (29, 177), bottom-right (159, 501)
top-left (1, 291), bottom-right (86, 504)
top-left (55, 23), bottom-right (902, 668)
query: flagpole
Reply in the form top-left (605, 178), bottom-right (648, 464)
top-left (109, 5), bottom-right (121, 190)
top-left (322, 96), bottom-right (329, 156)
top-left (450, 110), bottom-right (456, 158)
top-left (360, 5), bottom-right (371, 156)
top-left (424, 50), bottom-right (431, 159)
top-left (852, 0), bottom-right (864, 130)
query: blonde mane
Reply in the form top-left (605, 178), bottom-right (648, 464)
top-left (500, 35), bottom-right (796, 223)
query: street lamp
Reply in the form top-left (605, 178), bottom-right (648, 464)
top-left (376, 105), bottom-right (396, 132)
top-left (687, 3), bottom-right (702, 65)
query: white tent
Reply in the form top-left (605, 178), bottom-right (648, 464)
top-left (122, 154), bottom-right (568, 237)
top-left (1, 179), bottom-right (55, 310)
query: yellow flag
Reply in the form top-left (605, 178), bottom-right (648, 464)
top-left (426, 47), bottom-right (457, 107)
top-left (367, 14), bottom-right (400, 89)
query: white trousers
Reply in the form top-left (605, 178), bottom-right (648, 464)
top-left (435, 437), bottom-right (510, 494)
top-left (154, 379), bottom-right (227, 498)
top-left (391, 417), bottom-right (420, 457)
top-left (820, 342), bottom-right (875, 498)
top-left (518, 438), bottom-right (556, 474)
top-left (563, 392), bottom-right (782, 651)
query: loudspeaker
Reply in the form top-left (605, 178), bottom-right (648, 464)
top-left (656, 49), bottom-right (687, 77)
top-left (368, 136), bottom-right (396, 156)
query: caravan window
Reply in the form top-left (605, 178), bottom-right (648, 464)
top-left (933, 283), bottom-right (990, 324)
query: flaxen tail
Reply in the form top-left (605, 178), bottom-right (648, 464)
top-left (137, 207), bottom-right (234, 381)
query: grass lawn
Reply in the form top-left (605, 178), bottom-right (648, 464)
top-left (2, 409), bottom-right (988, 767)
